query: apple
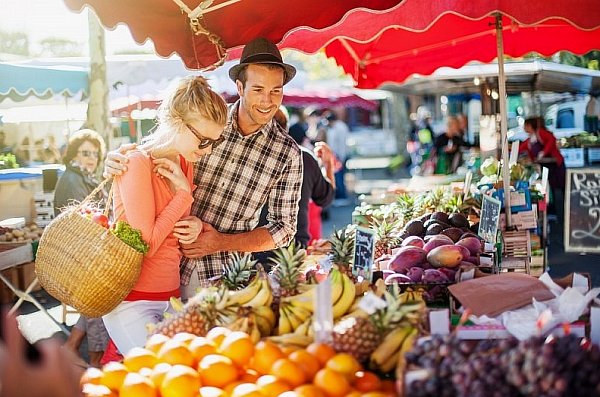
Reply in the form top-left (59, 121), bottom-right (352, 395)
top-left (91, 212), bottom-right (109, 228)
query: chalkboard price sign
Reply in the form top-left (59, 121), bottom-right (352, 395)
top-left (478, 194), bottom-right (502, 244)
top-left (565, 168), bottom-right (600, 253)
top-left (352, 227), bottom-right (375, 283)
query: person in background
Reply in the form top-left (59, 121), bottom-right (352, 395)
top-left (276, 108), bottom-right (335, 246)
top-left (101, 76), bottom-right (227, 355)
top-left (53, 128), bottom-right (109, 367)
top-left (433, 116), bottom-right (469, 174)
top-left (103, 38), bottom-right (303, 298)
top-left (325, 112), bottom-right (350, 205)
top-left (0, 311), bottom-right (84, 397)
top-left (519, 116), bottom-right (566, 218)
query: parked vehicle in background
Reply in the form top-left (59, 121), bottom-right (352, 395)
top-left (508, 99), bottom-right (588, 141)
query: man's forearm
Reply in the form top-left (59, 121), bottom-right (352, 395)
top-left (220, 227), bottom-right (276, 252)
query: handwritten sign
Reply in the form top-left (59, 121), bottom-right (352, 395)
top-left (564, 169), bottom-right (600, 253)
top-left (352, 227), bottom-right (375, 283)
top-left (478, 194), bottom-right (502, 244)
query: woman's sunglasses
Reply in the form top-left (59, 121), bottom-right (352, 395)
top-left (78, 150), bottom-right (100, 159)
top-left (186, 124), bottom-right (224, 149)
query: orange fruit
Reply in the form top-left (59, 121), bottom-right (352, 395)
top-left (82, 383), bottom-right (117, 397)
top-left (353, 371), bottom-right (382, 393)
top-left (313, 368), bottom-right (350, 397)
top-left (80, 367), bottom-right (104, 386)
top-left (99, 361), bottom-right (128, 390)
top-left (119, 372), bottom-right (158, 397)
top-left (361, 392), bottom-right (394, 397)
top-left (171, 332), bottom-right (197, 346)
top-left (288, 349), bottom-right (321, 381)
top-left (199, 386), bottom-right (227, 397)
top-left (305, 343), bottom-right (336, 366)
top-left (345, 391), bottom-right (362, 397)
top-left (255, 374), bottom-right (291, 397)
top-left (205, 326), bottom-right (232, 347)
top-left (240, 368), bottom-right (260, 383)
top-left (222, 381), bottom-right (245, 395)
top-left (229, 383), bottom-right (263, 397)
top-left (157, 339), bottom-right (195, 367)
top-left (198, 354), bottom-right (239, 388)
top-left (145, 333), bottom-right (171, 354)
top-left (159, 364), bottom-right (201, 397)
top-left (188, 336), bottom-right (218, 362)
top-left (249, 340), bottom-right (285, 375)
top-left (278, 392), bottom-right (299, 397)
top-left (149, 362), bottom-right (172, 388)
top-left (281, 345), bottom-right (300, 356)
top-left (269, 358), bottom-right (306, 388)
top-left (218, 331), bottom-right (255, 367)
top-left (294, 384), bottom-right (326, 397)
top-left (122, 347), bottom-right (158, 372)
top-left (325, 353), bottom-right (361, 380)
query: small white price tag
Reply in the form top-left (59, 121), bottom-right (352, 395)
top-left (358, 291), bottom-right (387, 315)
top-left (541, 167), bottom-right (549, 195)
top-left (509, 140), bottom-right (519, 166)
top-left (314, 279), bottom-right (333, 344)
top-left (459, 268), bottom-right (475, 281)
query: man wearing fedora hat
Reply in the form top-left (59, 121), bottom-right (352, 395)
top-left (104, 37), bottom-right (303, 296)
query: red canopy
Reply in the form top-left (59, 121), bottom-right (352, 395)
top-left (266, 0), bottom-right (600, 88)
top-left (63, 0), bottom-right (401, 70)
top-left (325, 15), bottom-right (600, 88)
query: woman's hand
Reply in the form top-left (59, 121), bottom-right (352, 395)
top-left (173, 216), bottom-right (203, 245)
top-left (102, 143), bottom-right (137, 178)
top-left (152, 158), bottom-right (190, 193)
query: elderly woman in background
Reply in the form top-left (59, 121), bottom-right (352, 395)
top-left (53, 128), bottom-right (109, 367)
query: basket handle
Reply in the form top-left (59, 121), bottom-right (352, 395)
top-left (73, 178), bottom-right (114, 217)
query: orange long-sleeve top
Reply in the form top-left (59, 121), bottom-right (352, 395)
top-left (112, 151), bottom-right (195, 299)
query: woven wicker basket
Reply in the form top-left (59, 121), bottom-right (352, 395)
top-left (35, 179), bottom-right (143, 318)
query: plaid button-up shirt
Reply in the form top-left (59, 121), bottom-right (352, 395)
top-left (180, 101), bottom-right (303, 285)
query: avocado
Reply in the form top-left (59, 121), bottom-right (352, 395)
top-left (440, 227), bottom-right (464, 243)
top-left (405, 220), bottom-right (425, 236)
top-left (426, 223), bottom-right (445, 236)
top-left (448, 213), bottom-right (470, 228)
top-left (430, 211), bottom-right (450, 224)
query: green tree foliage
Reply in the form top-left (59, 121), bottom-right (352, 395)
top-left (283, 49), bottom-right (348, 81)
top-left (0, 30), bottom-right (29, 56)
top-left (38, 37), bottom-right (83, 57)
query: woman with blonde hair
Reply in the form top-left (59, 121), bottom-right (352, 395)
top-left (102, 76), bottom-right (228, 355)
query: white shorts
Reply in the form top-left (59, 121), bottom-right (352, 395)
top-left (102, 300), bottom-right (174, 354)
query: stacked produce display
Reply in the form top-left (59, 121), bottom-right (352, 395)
top-left (77, 178), bottom-right (599, 396)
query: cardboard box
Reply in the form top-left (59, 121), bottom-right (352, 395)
top-left (455, 321), bottom-right (586, 340)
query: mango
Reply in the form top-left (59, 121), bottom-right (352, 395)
top-left (427, 245), bottom-right (464, 268)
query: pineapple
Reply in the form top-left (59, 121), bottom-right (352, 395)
top-left (444, 193), bottom-right (480, 215)
top-left (331, 316), bottom-right (382, 363)
top-left (332, 285), bottom-right (420, 363)
top-left (370, 217), bottom-right (402, 258)
top-left (422, 187), bottom-right (448, 213)
top-left (269, 241), bottom-right (306, 298)
top-left (222, 253), bottom-right (257, 290)
top-left (396, 194), bottom-right (420, 227)
top-left (152, 287), bottom-right (230, 337)
top-left (329, 226), bottom-right (355, 276)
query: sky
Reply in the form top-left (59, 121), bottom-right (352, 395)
top-left (0, 0), bottom-right (152, 56)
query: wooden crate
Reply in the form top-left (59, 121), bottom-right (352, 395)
top-left (501, 230), bottom-right (531, 274)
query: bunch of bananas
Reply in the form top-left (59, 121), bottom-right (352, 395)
top-left (278, 267), bottom-right (357, 336)
top-left (227, 272), bottom-right (274, 309)
top-left (369, 325), bottom-right (418, 373)
top-left (399, 287), bottom-right (425, 304)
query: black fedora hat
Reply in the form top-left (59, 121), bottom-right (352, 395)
top-left (229, 38), bottom-right (296, 85)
